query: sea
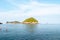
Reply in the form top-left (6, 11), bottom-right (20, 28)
top-left (0, 24), bottom-right (60, 40)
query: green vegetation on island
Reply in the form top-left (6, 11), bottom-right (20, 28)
top-left (22, 17), bottom-right (38, 24)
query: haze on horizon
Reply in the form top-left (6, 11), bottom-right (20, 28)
top-left (0, 0), bottom-right (60, 24)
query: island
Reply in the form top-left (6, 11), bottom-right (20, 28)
top-left (6, 21), bottom-right (21, 24)
top-left (22, 17), bottom-right (38, 24)
top-left (6, 17), bottom-right (38, 24)
top-left (0, 22), bottom-right (3, 24)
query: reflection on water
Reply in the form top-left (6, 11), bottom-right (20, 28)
top-left (24, 24), bottom-right (37, 33)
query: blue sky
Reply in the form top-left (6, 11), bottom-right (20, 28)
top-left (0, 0), bottom-right (60, 24)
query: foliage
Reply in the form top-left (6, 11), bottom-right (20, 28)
top-left (23, 17), bottom-right (38, 23)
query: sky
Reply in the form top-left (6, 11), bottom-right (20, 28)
top-left (0, 0), bottom-right (60, 24)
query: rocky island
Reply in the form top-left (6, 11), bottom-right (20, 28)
top-left (6, 17), bottom-right (38, 24)
top-left (22, 17), bottom-right (38, 24)
top-left (0, 22), bottom-right (3, 24)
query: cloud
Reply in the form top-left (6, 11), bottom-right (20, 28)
top-left (6, 0), bottom-right (60, 15)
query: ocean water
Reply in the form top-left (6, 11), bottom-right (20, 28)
top-left (0, 24), bottom-right (60, 40)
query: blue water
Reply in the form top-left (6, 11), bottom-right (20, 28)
top-left (0, 24), bottom-right (60, 40)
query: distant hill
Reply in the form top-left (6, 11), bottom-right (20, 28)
top-left (6, 21), bottom-right (21, 24)
top-left (22, 17), bottom-right (38, 24)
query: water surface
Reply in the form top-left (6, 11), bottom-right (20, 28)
top-left (0, 24), bottom-right (60, 40)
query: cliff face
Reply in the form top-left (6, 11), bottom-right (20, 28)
top-left (23, 17), bottom-right (38, 24)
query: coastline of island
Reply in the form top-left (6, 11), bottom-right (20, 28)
top-left (6, 17), bottom-right (39, 24)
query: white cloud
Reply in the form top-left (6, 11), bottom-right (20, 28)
top-left (6, 0), bottom-right (60, 15)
